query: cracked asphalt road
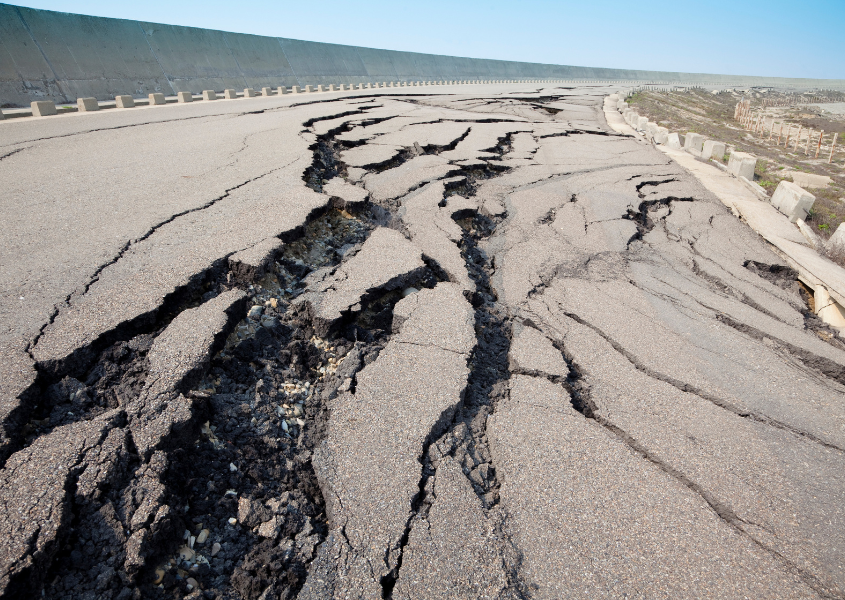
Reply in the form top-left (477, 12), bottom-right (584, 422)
top-left (1, 83), bottom-right (844, 599)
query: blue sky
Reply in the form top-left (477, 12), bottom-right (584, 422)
top-left (14, 0), bottom-right (845, 79)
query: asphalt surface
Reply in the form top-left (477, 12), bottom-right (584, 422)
top-left (1, 82), bottom-right (844, 599)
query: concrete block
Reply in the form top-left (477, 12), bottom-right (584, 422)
top-left (229, 238), bottom-right (283, 283)
top-left (727, 152), bottom-right (757, 181)
top-left (115, 95), bottom-right (135, 108)
top-left (702, 140), bottom-right (726, 161)
top-left (771, 181), bottom-right (815, 223)
top-left (636, 116), bottom-right (648, 131)
top-left (77, 97), bottom-right (99, 112)
top-left (828, 223), bottom-right (845, 252)
top-left (244, 88), bottom-right (257, 98)
top-left (654, 127), bottom-right (669, 144)
top-left (666, 132), bottom-right (682, 149)
top-left (739, 176), bottom-right (770, 200)
top-left (202, 90), bottom-right (216, 101)
top-left (328, 84), bottom-right (336, 91)
top-left (291, 86), bottom-right (300, 94)
top-left (148, 93), bottom-right (166, 105)
top-left (783, 171), bottom-right (833, 189)
top-left (305, 85), bottom-right (313, 93)
top-left (223, 89), bottom-right (237, 99)
top-left (177, 91), bottom-right (193, 103)
top-left (797, 219), bottom-right (823, 249)
top-left (814, 285), bottom-right (845, 331)
top-left (261, 87), bottom-right (272, 96)
top-left (317, 85), bottom-right (325, 92)
top-left (646, 122), bottom-right (659, 137)
top-left (0, 109), bottom-right (4, 120)
top-left (31, 101), bottom-right (57, 116)
top-left (683, 132), bottom-right (705, 153)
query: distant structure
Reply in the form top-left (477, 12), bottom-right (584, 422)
top-left (1, 3), bottom-right (844, 107)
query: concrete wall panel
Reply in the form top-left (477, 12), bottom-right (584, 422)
top-left (279, 39), bottom-right (369, 85)
top-left (383, 50), bottom-right (422, 81)
top-left (0, 4), bottom-right (60, 106)
top-left (19, 7), bottom-right (170, 102)
top-left (140, 22), bottom-right (246, 93)
top-left (223, 33), bottom-right (299, 89)
top-left (355, 46), bottom-right (399, 82)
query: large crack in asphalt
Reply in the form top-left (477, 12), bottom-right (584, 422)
top-left (123, 206), bottom-right (444, 600)
top-left (10, 104), bottom-right (421, 600)
top-left (378, 175), bottom-right (530, 597)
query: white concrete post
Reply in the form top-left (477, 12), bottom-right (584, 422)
top-left (261, 87), bottom-right (272, 96)
top-left (277, 86), bottom-right (287, 95)
top-left (115, 95), bottom-right (135, 108)
top-left (702, 140), bottom-right (726, 160)
top-left (149, 93), bottom-right (166, 105)
top-left (31, 101), bottom-right (57, 116)
top-left (305, 85), bottom-right (313, 93)
top-left (77, 97), bottom-right (99, 111)
top-left (291, 86), bottom-right (301, 94)
top-left (244, 88), bottom-right (257, 97)
top-left (771, 181), bottom-right (815, 223)
top-left (727, 152), bottom-right (757, 180)
top-left (177, 91), bottom-right (193, 103)
top-left (223, 89), bottom-right (237, 99)
top-left (202, 90), bottom-right (216, 101)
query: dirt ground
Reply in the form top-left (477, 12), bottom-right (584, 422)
top-left (627, 89), bottom-right (845, 241)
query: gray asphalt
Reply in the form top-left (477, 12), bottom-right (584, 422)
top-left (1, 82), bottom-right (844, 599)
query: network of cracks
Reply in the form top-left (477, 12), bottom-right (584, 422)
top-left (6, 90), bottom-right (845, 600)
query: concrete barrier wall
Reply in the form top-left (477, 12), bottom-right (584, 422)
top-left (2, 2), bottom-right (844, 107)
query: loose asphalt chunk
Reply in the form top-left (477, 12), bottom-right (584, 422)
top-left (400, 181), bottom-right (475, 292)
top-left (0, 410), bottom-right (125, 598)
top-left (295, 227), bottom-right (427, 337)
top-left (128, 289), bottom-right (246, 458)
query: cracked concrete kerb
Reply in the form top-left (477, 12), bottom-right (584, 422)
top-left (1, 81), bottom-right (845, 600)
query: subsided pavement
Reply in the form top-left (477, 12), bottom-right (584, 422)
top-left (1, 82), bottom-right (844, 600)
